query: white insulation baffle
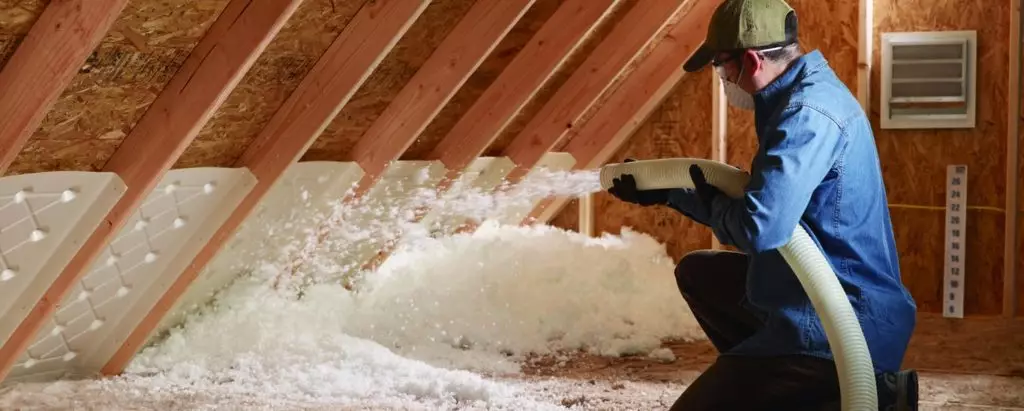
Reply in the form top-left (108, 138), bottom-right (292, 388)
top-left (4, 168), bottom-right (256, 384)
top-left (943, 164), bottom-right (968, 318)
top-left (418, 156), bottom-right (515, 237)
top-left (0, 173), bottom-right (126, 362)
top-left (340, 160), bottom-right (446, 269)
top-left (150, 162), bottom-right (364, 342)
top-left (493, 152), bottom-right (577, 225)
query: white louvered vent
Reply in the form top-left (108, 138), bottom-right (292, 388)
top-left (880, 30), bottom-right (977, 129)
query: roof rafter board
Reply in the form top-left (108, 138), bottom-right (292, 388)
top-left (527, 0), bottom-right (718, 224)
top-left (426, 0), bottom-right (621, 173)
top-left (101, 0), bottom-right (431, 375)
top-left (357, 0), bottom-right (621, 271)
top-left (346, 0), bottom-right (537, 192)
top-left (285, 0), bottom-right (544, 272)
top-left (0, 0), bottom-right (304, 381)
top-left (0, 0), bottom-right (131, 173)
top-left (498, 0), bottom-right (689, 183)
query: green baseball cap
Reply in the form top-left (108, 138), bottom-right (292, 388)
top-left (683, 0), bottom-right (799, 72)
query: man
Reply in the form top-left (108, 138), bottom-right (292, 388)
top-left (607, 0), bottom-right (920, 410)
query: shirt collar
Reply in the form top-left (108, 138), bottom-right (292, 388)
top-left (753, 49), bottom-right (827, 112)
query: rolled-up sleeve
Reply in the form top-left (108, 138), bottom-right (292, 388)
top-left (708, 105), bottom-right (844, 253)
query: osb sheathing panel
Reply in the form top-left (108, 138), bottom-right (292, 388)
top-left (174, 0), bottom-right (369, 168)
top-left (301, 0), bottom-right (477, 161)
top-left (549, 197), bottom-right (580, 232)
top-left (869, 0), bottom-right (1009, 315)
top-left (1019, 85), bottom-right (1024, 315)
top-left (0, 0), bottom-right (43, 71)
top-left (0, 0), bottom-right (46, 60)
top-left (482, 0), bottom-right (637, 156)
top-left (400, 0), bottom-right (567, 160)
top-left (587, 71), bottom-right (714, 261)
top-left (2, 0), bottom-right (231, 175)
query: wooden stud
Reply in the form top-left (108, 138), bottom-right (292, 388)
top-left (710, 72), bottom-right (727, 250)
top-left (1006, 0), bottom-right (1020, 317)
top-left (0, 0), bottom-right (305, 380)
top-left (0, 0), bottom-right (130, 173)
top-left (99, 0), bottom-right (431, 375)
top-left (499, 0), bottom-right (688, 185)
top-left (857, 0), bottom-right (873, 114)
top-left (578, 193), bottom-right (595, 236)
top-left (346, 0), bottom-right (538, 194)
top-left (525, 0), bottom-right (718, 224)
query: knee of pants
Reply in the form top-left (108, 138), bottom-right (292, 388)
top-left (674, 250), bottom-right (714, 292)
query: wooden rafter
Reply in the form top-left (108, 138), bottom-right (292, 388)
top-left (427, 0), bottom-right (620, 179)
top-left (100, 0), bottom-right (431, 375)
top-left (497, 0), bottom-right (689, 185)
top-left (526, 0), bottom-right (718, 224)
top-left (446, 0), bottom-right (689, 237)
top-left (346, 0), bottom-right (538, 195)
top-left (359, 0), bottom-right (619, 270)
top-left (710, 73), bottom-right (727, 249)
top-left (0, 0), bottom-right (304, 380)
top-left (0, 0), bottom-right (130, 172)
top-left (299, 0), bottom-right (540, 273)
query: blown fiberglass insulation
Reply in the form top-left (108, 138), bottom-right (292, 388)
top-left (0, 168), bottom-right (705, 410)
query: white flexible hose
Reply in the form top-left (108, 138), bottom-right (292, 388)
top-left (600, 158), bottom-right (877, 411)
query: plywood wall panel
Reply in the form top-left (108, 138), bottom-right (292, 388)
top-left (549, 197), bottom-right (580, 232)
top-left (173, 0), bottom-right (368, 168)
top-left (872, 0), bottom-right (1009, 315)
top-left (890, 208), bottom-right (1006, 315)
top-left (2, 0), bottom-right (231, 175)
top-left (1019, 81), bottom-right (1024, 315)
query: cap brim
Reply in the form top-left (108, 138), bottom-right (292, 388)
top-left (683, 43), bottom-right (714, 73)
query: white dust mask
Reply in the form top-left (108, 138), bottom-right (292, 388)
top-left (717, 64), bottom-right (755, 111)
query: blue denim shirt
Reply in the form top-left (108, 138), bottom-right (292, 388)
top-left (667, 50), bottom-right (917, 373)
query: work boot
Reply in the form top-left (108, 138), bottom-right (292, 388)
top-left (877, 369), bottom-right (918, 411)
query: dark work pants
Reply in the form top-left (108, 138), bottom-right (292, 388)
top-left (668, 250), bottom-right (842, 411)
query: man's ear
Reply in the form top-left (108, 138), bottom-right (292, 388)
top-left (741, 49), bottom-right (763, 75)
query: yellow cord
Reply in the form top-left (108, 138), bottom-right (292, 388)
top-left (887, 203), bottom-right (1013, 213)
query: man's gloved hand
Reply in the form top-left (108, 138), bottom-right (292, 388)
top-left (607, 159), bottom-right (669, 206)
top-left (688, 164), bottom-right (724, 213)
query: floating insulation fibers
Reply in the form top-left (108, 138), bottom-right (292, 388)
top-left (446, 168), bottom-right (603, 225)
top-left (280, 168), bottom-right (604, 289)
